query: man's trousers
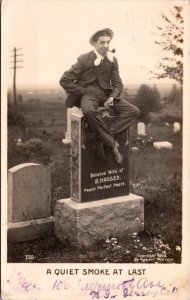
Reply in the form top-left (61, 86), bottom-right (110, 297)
top-left (80, 86), bottom-right (140, 148)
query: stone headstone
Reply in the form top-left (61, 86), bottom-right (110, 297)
top-left (174, 122), bottom-right (180, 133)
top-left (62, 107), bottom-right (72, 144)
top-left (54, 108), bottom-right (144, 248)
top-left (153, 141), bottom-right (173, 150)
top-left (8, 163), bottom-right (51, 222)
top-left (138, 122), bottom-right (146, 136)
top-left (70, 108), bottom-right (129, 202)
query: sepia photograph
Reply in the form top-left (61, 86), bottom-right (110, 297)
top-left (1, 0), bottom-right (190, 299)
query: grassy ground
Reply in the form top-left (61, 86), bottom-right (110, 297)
top-left (7, 100), bottom-right (182, 263)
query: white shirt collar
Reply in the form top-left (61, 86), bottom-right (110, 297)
top-left (93, 49), bottom-right (114, 66)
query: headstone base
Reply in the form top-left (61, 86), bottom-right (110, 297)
top-left (54, 194), bottom-right (144, 247)
top-left (8, 216), bottom-right (54, 243)
top-left (62, 132), bottom-right (71, 144)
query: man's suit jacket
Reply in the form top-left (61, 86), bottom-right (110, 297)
top-left (59, 51), bottom-right (123, 108)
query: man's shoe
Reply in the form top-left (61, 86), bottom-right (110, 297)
top-left (111, 142), bottom-right (123, 165)
top-left (96, 140), bottom-right (105, 160)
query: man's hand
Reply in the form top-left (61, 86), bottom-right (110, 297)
top-left (104, 97), bottom-right (114, 108)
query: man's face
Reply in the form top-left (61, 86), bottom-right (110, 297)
top-left (93, 36), bottom-right (111, 56)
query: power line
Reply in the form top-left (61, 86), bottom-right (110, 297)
top-left (10, 47), bottom-right (24, 122)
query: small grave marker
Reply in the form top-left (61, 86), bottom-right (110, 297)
top-left (138, 122), bottom-right (146, 136)
top-left (174, 122), bottom-right (180, 133)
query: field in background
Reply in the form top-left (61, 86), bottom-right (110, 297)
top-left (7, 89), bottom-right (182, 263)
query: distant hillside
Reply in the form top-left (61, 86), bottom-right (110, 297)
top-left (8, 83), bottom-right (175, 102)
top-left (8, 87), bottom-right (67, 103)
top-left (124, 83), bottom-right (175, 98)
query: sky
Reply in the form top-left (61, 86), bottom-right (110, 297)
top-left (2, 0), bottom-right (185, 90)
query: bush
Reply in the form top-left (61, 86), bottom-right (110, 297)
top-left (8, 108), bottom-right (25, 127)
top-left (146, 108), bottom-right (182, 125)
top-left (18, 138), bottom-right (52, 164)
top-left (134, 84), bottom-right (161, 123)
top-left (23, 138), bottom-right (44, 151)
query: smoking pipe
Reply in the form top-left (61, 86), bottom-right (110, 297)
top-left (108, 48), bottom-right (116, 53)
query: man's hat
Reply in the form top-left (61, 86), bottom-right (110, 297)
top-left (89, 28), bottom-right (114, 45)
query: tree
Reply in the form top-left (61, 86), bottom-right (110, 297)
top-left (152, 6), bottom-right (183, 85)
top-left (134, 84), bottom-right (161, 122)
top-left (167, 84), bottom-right (182, 108)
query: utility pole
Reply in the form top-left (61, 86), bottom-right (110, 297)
top-left (10, 47), bottom-right (23, 123)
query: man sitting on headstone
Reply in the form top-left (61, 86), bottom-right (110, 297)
top-left (59, 28), bottom-right (140, 164)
